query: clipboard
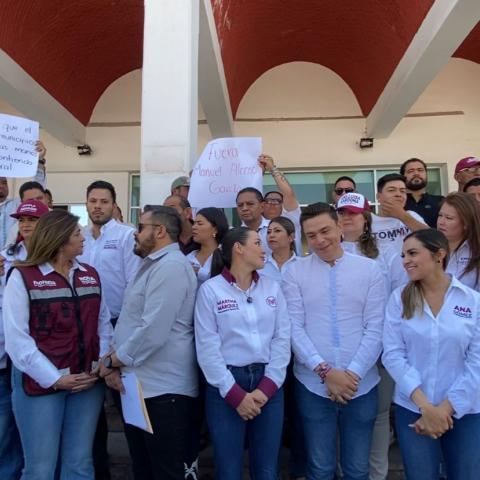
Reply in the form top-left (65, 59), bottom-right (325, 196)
top-left (120, 372), bottom-right (153, 434)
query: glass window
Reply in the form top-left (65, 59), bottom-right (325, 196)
top-left (130, 174), bottom-right (141, 225)
top-left (130, 167), bottom-right (444, 224)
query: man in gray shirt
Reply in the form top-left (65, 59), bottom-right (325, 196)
top-left (99, 206), bottom-right (198, 480)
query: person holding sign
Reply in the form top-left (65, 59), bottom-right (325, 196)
top-left (195, 227), bottom-right (290, 480)
top-left (3, 210), bottom-right (112, 479)
top-left (258, 154), bottom-right (303, 256)
top-left (0, 140), bottom-right (47, 248)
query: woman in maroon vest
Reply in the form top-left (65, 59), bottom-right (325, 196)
top-left (3, 210), bottom-right (113, 479)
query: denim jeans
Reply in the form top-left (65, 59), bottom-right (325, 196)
top-left (11, 367), bottom-right (104, 480)
top-left (295, 380), bottom-right (378, 480)
top-left (205, 364), bottom-right (284, 480)
top-left (395, 405), bottom-right (480, 480)
top-left (0, 373), bottom-right (22, 480)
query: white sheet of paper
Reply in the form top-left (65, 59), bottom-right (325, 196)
top-left (188, 137), bottom-right (263, 209)
top-left (120, 371), bottom-right (153, 434)
top-left (0, 114), bottom-right (39, 177)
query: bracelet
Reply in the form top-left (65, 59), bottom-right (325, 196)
top-left (270, 166), bottom-right (281, 177)
top-left (315, 363), bottom-right (332, 383)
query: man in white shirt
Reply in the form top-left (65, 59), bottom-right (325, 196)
top-left (282, 202), bottom-right (386, 480)
top-left (236, 187), bottom-right (272, 256)
top-left (77, 180), bottom-right (141, 479)
top-left (372, 173), bottom-right (427, 254)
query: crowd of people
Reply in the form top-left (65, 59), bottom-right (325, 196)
top-left (0, 147), bottom-right (480, 480)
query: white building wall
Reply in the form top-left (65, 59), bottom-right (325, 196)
top-left (0, 58), bottom-right (479, 217)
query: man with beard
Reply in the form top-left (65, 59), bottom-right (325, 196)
top-left (99, 206), bottom-right (199, 480)
top-left (401, 158), bottom-right (444, 228)
top-left (78, 180), bottom-right (141, 479)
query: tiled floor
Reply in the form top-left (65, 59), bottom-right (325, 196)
top-left (108, 414), bottom-right (406, 480)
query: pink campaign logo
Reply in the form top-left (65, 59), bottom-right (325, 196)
top-left (265, 296), bottom-right (277, 308)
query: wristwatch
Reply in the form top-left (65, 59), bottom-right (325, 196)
top-left (103, 355), bottom-right (113, 369)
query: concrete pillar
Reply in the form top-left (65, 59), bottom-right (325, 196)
top-left (140, 0), bottom-right (199, 207)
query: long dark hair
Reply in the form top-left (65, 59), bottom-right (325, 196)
top-left (358, 211), bottom-right (379, 259)
top-left (441, 192), bottom-right (480, 286)
top-left (196, 207), bottom-right (229, 246)
top-left (268, 216), bottom-right (296, 254)
top-left (401, 229), bottom-right (449, 320)
top-left (211, 227), bottom-right (251, 277)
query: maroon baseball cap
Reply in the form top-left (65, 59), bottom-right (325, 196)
top-left (336, 192), bottom-right (371, 213)
top-left (10, 200), bottom-right (49, 219)
top-left (455, 156), bottom-right (480, 174)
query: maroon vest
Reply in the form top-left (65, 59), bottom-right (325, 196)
top-left (16, 264), bottom-right (102, 395)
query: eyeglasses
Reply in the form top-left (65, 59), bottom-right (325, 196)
top-left (460, 167), bottom-right (480, 174)
top-left (264, 198), bottom-right (283, 205)
top-left (334, 187), bottom-right (355, 196)
top-left (137, 223), bottom-right (162, 233)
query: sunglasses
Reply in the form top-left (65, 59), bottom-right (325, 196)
top-left (264, 198), bottom-right (283, 205)
top-left (334, 187), bottom-right (355, 196)
top-left (137, 223), bottom-right (162, 233)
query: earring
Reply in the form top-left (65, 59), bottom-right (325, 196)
top-left (213, 233), bottom-right (216, 239)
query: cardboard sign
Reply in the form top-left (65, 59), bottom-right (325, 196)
top-left (0, 113), bottom-right (39, 177)
top-left (188, 137), bottom-right (262, 208)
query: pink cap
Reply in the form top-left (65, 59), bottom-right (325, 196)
top-left (455, 156), bottom-right (480, 174)
top-left (336, 192), bottom-right (370, 213)
top-left (10, 200), bottom-right (49, 219)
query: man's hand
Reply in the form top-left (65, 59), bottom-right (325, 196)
top-left (236, 393), bottom-right (261, 421)
top-left (324, 369), bottom-right (358, 404)
top-left (35, 140), bottom-right (46, 161)
top-left (414, 403), bottom-right (453, 438)
top-left (258, 154), bottom-right (275, 174)
top-left (105, 369), bottom-right (125, 394)
top-left (250, 389), bottom-right (268, 408)
top-left (53, 373), bottom-right (98, 393)
top-left (379, 199), bottom-right (406, 220)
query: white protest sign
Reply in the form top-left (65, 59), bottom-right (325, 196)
top-left (188, 137), bottom-right (262, 208)
top-left (0, 113), bottom-right (39, 177)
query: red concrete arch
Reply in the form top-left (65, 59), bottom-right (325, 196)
top-left (211, 0), bottom-right (434, 117)
top-left (0, 0), bottom-right (144, 125)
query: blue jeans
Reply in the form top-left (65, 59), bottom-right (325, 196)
top-left (295, 380), bottom-right (378, 480)
top-left (0, 373), bottom-right (22, 479)
top-left (395, 405), bottom-right (480, 480)
top-left (11, 367), bottom-right (104, 480)
top-left (205, 364), bottom-right (284, 480)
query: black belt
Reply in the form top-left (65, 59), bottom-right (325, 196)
top-left (227, 363), bottom-right (266, 373)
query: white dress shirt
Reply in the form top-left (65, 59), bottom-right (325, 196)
top-left (446, 241), bottom-right (479, 290)
top-left (3, 261), bottom-right (112, 388)
top-left (341, 241), bottom-right (408, 294)
top-left (282, 251), bottom-right (386, 398)
top-left (242, 216), bottom-right (272, 256)
top-left (186, 250), bottom-right (212, 286)
top-left (371, 211), bottom-right (426, 254)
top-left (260, 253), bottom-right (297, 284)
top-left (194, 270), bottom-right (291, 399)
top-left (78, 219), bottom-right (141, 318)
top-left (382, 277), bottom-right (480, 419)
top-left (0, 241), bottom-right (28, 368)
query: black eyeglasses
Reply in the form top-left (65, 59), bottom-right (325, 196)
top-left (137, 223), bottom-right (162, 233)
top-left (334, 187), bottom-right (355, 196)
top-left (264, 198), bottom-right (283, 205)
